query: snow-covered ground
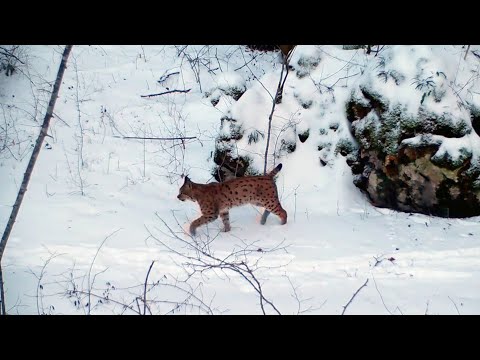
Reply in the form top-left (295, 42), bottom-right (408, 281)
top-left (1, 45), bottom-right (479, 314)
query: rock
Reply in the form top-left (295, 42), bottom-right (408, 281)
top-left (345, 89), bottom-right (480, 218)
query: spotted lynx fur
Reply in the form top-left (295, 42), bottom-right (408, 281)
top-left (177, 164), bottom-right (287, 236)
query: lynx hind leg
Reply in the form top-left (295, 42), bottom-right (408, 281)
top-left (219, 210), bottom-right (231, 232)
top-left (265, 203), bottom-right (287, 225)
top-left (260, 210), bottom-right (270, 225)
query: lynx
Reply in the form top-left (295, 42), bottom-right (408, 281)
top-left (177, 164), bottom-right (287, 236)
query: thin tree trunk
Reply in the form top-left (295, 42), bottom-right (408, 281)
top-left (0, 45), bottom-right (73, 314)
top-left (0, 267), bottom-right (5, 315)
top-left (261, 51), bottom-right (292, 225)
top-left (464, 45), bottom-right (471, 60)
top-left (263, 55), bottom-right (290, 175)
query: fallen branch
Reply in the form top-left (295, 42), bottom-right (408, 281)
top-left (341, 278), bottom-right (369, 315)
top-left (141, 89), bottom-right (191, 98)
top-left (113, 136), bottom-right (196, 141)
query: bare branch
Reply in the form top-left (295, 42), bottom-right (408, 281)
top-left (342, 278), bottom-right (369, 315)
top-left (448, 296), bottom-right (461, 315)
top-left (87, 228), bottom-right (122, 315)
top-left (371, 275), bottom-right (393, 315)
top-left (263, 56), bottom-right (289, 175)
top-left (143, 261), bottom-right (155, 315)
top-left (0, 46), bottom-right (26, 65)
top-left (148, 212), bottom-right (286, 314)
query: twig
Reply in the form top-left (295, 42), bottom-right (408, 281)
top-left (341, 278), bottom-right (369, 315)
top-left (448, 296), bottom-right (461, 315)
top-left (141, 88), bottom-right (191, 98)
top-left (143, 261), bottom-right (155, 315)
top-left (87, 228), bottom-right (122, 315)
top-left (372, 275), bottom-right (393, 315)
top-left (157, 71), bottom-right (180, 84)
top-left (0, 46), bottom-right (25, 65)
top-left (372, 254), bottom-right (385, 268)
top-left (33, 252), bottom-right (63, 315)
top-left (234, 53), bottom-right (259, 71)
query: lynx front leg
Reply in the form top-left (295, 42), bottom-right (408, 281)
top-left (189, 214), bottom-right (218, 236)
top-left (219, 210), bottom-right (231, 232)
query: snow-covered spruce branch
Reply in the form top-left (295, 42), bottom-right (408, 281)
top-left (147, 212), bottom-right (291, 315)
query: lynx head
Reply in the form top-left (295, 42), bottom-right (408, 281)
top-left (177, 176), bottom-right (194, 202)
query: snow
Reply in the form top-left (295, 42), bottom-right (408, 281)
top-left (1, 45), bottom-right (480, 315)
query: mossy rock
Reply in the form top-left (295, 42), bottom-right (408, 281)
top-left (220, 115), bottom-right (244, 141)
top-left (469, 104), bottom-right (480, 137)
top-left (359, 85), bottom-right (389, 114)
top-left (431, 147), bottom-right (472, 170)
top-left (212, 146), bottom-right (252, 182)
top-left (246, 45), bottom-right (279, 52)
top-left (335, 138), bottom-right (358, 157)
top-left (222, 85), bottom-right (246, 101)
top-left (317, 141), bottom-right (332, 152)
top-left (296, 55), bottom-right (320, 79)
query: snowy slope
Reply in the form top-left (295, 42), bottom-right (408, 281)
top-left (1, 45), bottom-right (479, 315)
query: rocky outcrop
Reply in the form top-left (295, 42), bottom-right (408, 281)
top-left (346, 87), bottom-right (480, 218)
